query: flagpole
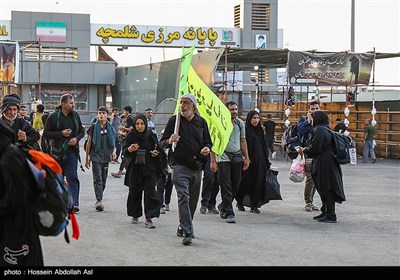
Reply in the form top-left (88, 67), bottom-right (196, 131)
top-left (172, 48), bottom-right (184, 152)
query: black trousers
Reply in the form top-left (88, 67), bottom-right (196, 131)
top-left (217, 161), bottom-right (243, 217)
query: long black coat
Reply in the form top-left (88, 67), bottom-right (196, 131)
top-left (303, 124), bottom-right (346, 202)
top-left (237, 110), bottom-right (271, 208)
top-left (0, 122), bottom-right (43, 266)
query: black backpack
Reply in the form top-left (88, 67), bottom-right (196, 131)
top-left (19, 145), bottom-right (80, 243)
top-left (282, 124), bottom-right (303, 159)
top-left (325, 127), bottom-right (355, 165)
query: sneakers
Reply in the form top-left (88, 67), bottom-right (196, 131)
top-left (271, 151), bottom-right (276, 159)
top-left (218, 204), bottom-right (226, 219)
top-left (208, 207), bottom-right (219, 214)
top-left (95, 200), bottom-right (104, 211)
top-left (304, 203), bottom-right (313, 212)
top-left (182, 233), bottom-right (192, 245)
top-left (131, 217), bottom-right (139, 224)
top-left (372, 158), bottom-right (376, 163)
top-left (160, 207), bottom-right (166, 214)
top-left (236, 203), bottom-right (245, 212)
top-left (311, 205), bottom-right (319, 211)
top-left (165, 204), bottom-right (170, 211)
top-left (199, 205), bottom-right (207, 214)
top-left (226, 215), bottom-right (236, 223)
top-left (145, 219), bottom-right (156, 228)
top-left (111, 171), bottom-right (122, 178)
top-left (177, 226), bottom-right (195, 238)
top-left (73, 206), bottom-right (80, 213)
top-left (250, 208), bottom-right (260, 214)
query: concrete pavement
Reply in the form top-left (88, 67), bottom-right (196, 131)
top-left (39, 150), bottom-right (400, 267)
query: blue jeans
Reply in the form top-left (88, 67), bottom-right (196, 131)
top-left (115, 139), bottom-right (122, 161)
top-left (201, 159), bottom-right (219, 208)
top-left (62, 151), bottom-right (80, 207)
top-left (363, 140), bottom-right (376, 161)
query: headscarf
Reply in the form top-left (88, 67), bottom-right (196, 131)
top-left (245, 109), bottom-right (263, 133)
top-left (312, 111), bottom-right (329, 127)
top-left (130, 114), bottom-right (150, 148)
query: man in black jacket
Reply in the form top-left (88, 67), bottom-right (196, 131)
top-left (0, 94), bottom-right (40, 149)
top-left (43, 94), bottom-right (85, 212)
top-left (160, 93), bottom-right (212, 245)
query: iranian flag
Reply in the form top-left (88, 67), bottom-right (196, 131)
top-left (36, 22), bottom-right (66, 42)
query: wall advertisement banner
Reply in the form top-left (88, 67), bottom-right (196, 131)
top-left (287, 51), bottom-right (375, 86)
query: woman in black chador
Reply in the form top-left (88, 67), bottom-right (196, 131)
top-left (236, 110), bottom-right (271, 213)
top-left (299, 111), bottom-right (346, 223)
top-left (123, 114), bottom-right (166, 228)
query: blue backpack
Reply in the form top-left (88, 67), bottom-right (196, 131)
top-left (20, 146), bottom-right (80, 242)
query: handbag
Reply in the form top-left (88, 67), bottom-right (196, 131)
top-left (135, 149), bottom-right (146, 165)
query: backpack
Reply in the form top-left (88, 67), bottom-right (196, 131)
top-left (281, 124), bottom-right (304, 160)
top-left (20, 146), bottom-right (80, 243)
top-left (325, 127), bottom-right (355, 165)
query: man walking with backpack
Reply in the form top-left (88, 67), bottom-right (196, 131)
top-left (43, 94), bottom-right (85, 213)
top-left (297, 100), bottom-right (321, 212)
top-left (85, 106), bottom-right (117, 211)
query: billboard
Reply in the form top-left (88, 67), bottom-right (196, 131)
top-left (287, 51), bottom-right (375, 86)
top-left (0, 41), bottom-right (19, 84)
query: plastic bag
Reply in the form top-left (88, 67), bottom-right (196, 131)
top-left (289, 154), bottom-right (305, 183)
top-left (349, 147), bottom-right (357, 165)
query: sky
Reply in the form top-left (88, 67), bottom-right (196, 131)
top-left (0, 0), bottom-right (399, 85)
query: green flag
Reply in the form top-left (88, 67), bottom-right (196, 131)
top-left (187, 65), bottom-right (233, 156)
top-left (174, 45), bottom-right (196, 114)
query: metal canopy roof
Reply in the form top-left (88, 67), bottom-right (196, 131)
top-left (215, 48), bottom-right (400, 72)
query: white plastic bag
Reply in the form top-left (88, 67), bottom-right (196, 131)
top-left (349, 147), bottom-right (357, 165)
top-left (289, 154), bottom-right (305, 183)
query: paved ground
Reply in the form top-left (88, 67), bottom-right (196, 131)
top-left (39, 149), bottom-right (399, 267)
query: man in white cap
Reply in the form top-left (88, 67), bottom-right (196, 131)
top-left (160, 93), bottom-right (212, 245)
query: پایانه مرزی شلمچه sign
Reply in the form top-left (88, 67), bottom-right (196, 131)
top-left (90, 24), bottom-right (241, 48)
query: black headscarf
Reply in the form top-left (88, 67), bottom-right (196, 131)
top-left (245, 110), bottom-right (263, 134)
top-left (245, 110), bottom-right (270, 166)
top-left (130, 114), bottom-right (150, 148)
top-left (312, 111), bottom-right (329, 127)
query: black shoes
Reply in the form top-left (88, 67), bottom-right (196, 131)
top-left (218, 204), bottom-right (227, 219)
top-left (317, 215), bottom-right (337, 223)
top-left (313, 213), bottom-right (325, 220)
top-left (250, 208), bottom-right (260, 214)
top-left (182, 233), bottom-right (192, 245)
top-left (236, 203), bottom-right (245, 212)
top-left (177, 226), bottom-right (195, 238)
top-left (73, 206), bottom-right (79, 213)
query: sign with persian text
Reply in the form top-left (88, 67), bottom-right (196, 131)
top-left (91, 24), bottom-right (241, 48)
top-left (288, 51), bottom-right (375, 86)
